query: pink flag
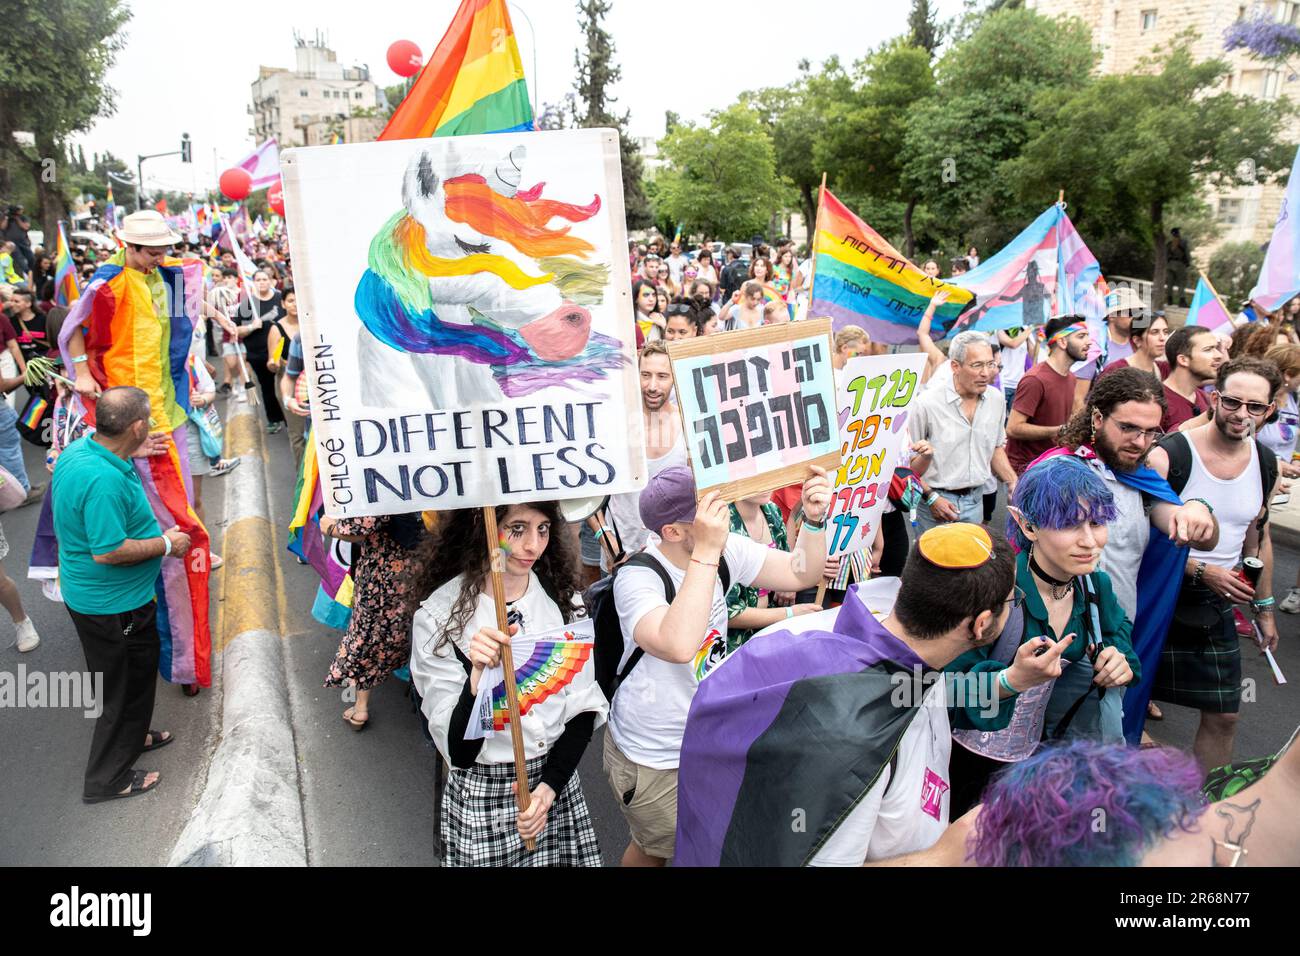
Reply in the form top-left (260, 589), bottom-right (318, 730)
top-left (235, 139), bottom-right (281, 191)
top-left (1249, 145), bottom-right (1300, 312)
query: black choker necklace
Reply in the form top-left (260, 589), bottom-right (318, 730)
top-left (1029, 552), bottom-right (1074, 600)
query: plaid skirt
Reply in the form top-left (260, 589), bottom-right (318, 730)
top-left (441, 754), bottom-right (602, 867)
top-left (1152, 584), bottom-right (1241, 714)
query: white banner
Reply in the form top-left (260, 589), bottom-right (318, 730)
top-left (281, 129), bottom-right (646, 516)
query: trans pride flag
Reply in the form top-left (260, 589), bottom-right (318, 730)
top-left (951, 204), bottom-right (1107, 332)
top-left (1187, 276), bottom-right (1234, 333)
top-left (58, 251), bottom-right (212, 687)
top-left (808, 188), bottom-right (973, 344)
top-left (1250, 145), bottom-right (1300, 312)
top-left (54, 222), bottom-right (80, 307)
top-left (287, 433), bottom-right (355, 631)
top-left (379, 0), bottom-right (533, 140)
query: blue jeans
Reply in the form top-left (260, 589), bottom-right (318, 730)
top-left (915, 487), bottom-right (984, 534)
top-left (0, 401), bottom-right (31, 492)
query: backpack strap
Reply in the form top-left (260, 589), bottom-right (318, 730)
top-left (1255, 438), bottom-right (1279, 528)
top-left (615, 550), bottom-right (731, 686)
top-left (1158, 430), bottom-right (1193, 497)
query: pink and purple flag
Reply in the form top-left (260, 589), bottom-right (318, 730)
top-left (1249, 145), bottom-right (1300, 313)
top-left (234, 139), bottom-right (281, 191)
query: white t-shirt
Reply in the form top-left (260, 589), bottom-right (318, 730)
top-left (665, 254), bottom-right (689, 284)
top-left (607, 534), bottom-right (770, 769)
top-left (809, 677), bottom-right (951, 865)
top-left (1087, 458), bottom-right (1148, 620)
top-left (1000, 339), bottom-right (1031, 391)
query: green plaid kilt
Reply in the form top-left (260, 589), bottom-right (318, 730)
top-left (1151, 583), bottom-right (1241, 714)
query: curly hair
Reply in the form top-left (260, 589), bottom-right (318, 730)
top-left (1057, 366), bottom-right (1167, 449)
top-left (406, 501), bottom-right (582, 654)
top-left (1228, 321), bottom-right (1286, 360)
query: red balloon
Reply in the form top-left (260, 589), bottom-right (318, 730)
top-left (219, 167), bottom-right (252, 201)
top-left (387, 39), bottom-right (422, 77)
top-left (268, 182), bottom-right (285, 217)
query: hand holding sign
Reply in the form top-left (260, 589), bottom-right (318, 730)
top-left (801, 465), bottom-right (831, 523)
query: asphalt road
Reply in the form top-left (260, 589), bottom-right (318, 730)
top-left (4, 418), bottom-right (1299, 866)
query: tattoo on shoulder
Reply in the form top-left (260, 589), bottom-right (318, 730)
top-left (1209, 797), bottom-right (1261, 867)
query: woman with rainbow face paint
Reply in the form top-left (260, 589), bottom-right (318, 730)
top-left (945, 455), bottom-right (1141, 816)
top-left (407, 502), bottom-right (607, 867)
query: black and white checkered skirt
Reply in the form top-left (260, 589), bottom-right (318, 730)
top-left (441, 754), bottom-right (602, 867)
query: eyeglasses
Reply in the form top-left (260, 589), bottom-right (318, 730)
top-left (1004, 586), bottom-right (1026, 609)
top-left (1218, 395), bottom-right (1273, 416)
top-left (964, 360), bottom-right (999, 372)
top-left (1107, 418), bottom-right (1165, 442)
top-left (665, 304), bottom-right (692, 316)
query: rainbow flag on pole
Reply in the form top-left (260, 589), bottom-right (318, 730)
top-left (54, 222), bottom-right (80, 307)
top-left (1249, 145), bottom-right (1300, 312)
top-left (809, 187), bottom-right (972, 344)
top-left (379, 0), bottom-right (533, 140)
top-left (287, 434), bottom-right (355, 631)
top-left (1187, 276), bottom-right (1235, 333)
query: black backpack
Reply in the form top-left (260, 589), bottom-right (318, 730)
top-left (585, 551), bottom-right (731, 700)
top-left (1159, 431), bottom-right (1278, 523)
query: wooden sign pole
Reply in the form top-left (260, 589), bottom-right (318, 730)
top-left (481, 505), bottom-right (536, 852)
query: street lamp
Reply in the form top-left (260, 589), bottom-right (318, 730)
top-left (508, 2), bottom-right (539, 121)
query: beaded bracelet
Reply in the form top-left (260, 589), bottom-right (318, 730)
top-left (1185, 496), bottom-right (1215, 515)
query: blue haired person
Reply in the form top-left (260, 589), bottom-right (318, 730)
top-left (945, 455), bottom-right (1140, 815)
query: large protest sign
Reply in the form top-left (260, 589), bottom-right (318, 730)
top-left (280, 128), bottom-right (645, 517)
top-left (825, 352), bottom-right (928, 559)
top-left (668, 320), bottom-right (841, 502)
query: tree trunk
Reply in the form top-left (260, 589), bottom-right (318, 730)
top-left (33, 135), bottom-right (67, 254)
top-left (1150, 199), bottom-right (1166, 312)
top-left (799, 183), bottom-right (816, 249)
top-left (903, 196), bottom-right (918, 260)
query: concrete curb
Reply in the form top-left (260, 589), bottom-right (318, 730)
top-left (1270, 499), bottom-right (1300, 554)
top-left (168, 400), bottom-right (307, 866)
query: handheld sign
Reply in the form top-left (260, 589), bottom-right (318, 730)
top-left (668, 319), bottom-right (841, 502)
top-left (281, 128), bottom-right (646, 518)
top-left (824, 353), bottom-right (928, 559)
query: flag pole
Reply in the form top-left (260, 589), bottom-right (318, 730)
top-left (1202, 274), bottom-right (1235, 320)
top-left (481, 505), bottom-right (536, 852)
top-left (805, 172), bottom-right (827, 317)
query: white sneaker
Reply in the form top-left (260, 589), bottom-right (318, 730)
top-left (236, 390), bottom-right (248, 404)
top-left (15, 618), bottom-right (39, 653)
top-left (210, 553), bottom-right (224, 569)
top-left (1280, 587), bottom-right (1300, 614)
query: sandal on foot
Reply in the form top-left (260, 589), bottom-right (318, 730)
top-left (343, 707), bottom-right (369, 731)
top-left (83, 769), bottom-right (160, 804)
top-left (142, 730), bottom-right (174, 752)
top-left (1147, 701), bottom-right (1164, 721)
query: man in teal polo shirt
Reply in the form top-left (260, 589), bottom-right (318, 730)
top-left (53, 386), bottom-right (191, 803)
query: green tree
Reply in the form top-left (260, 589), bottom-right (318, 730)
top-left (1207, 241), bottom-right (1267, 312)
top-left (655, 104), bottom-right (785, 240)
top-left (1010, 38), bottom-right (1294, 308)
top-left (900, 6), bottom-right (1095, 254)
top-left (0, 0), bottom-right (130, 243)
top-left (908, 0), bottom-right (944, 57)
top-left (571, 0), bottom-right (652, 228)
top-left (815, 41), bottom-right (937, 256)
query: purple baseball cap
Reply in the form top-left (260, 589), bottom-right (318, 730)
top-left (639, 465), bottom-right (700, 535)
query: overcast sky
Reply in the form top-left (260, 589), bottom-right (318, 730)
top-left (77, 0), bottom-right (967, 194)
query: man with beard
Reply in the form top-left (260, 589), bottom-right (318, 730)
top-left (1005, 316), bottom-right (1091, 474)
top-left (601, 341), bottom-right (687, 570)
top-left (1161, 324), bottom-right (1224, 433)
top-left (1146, 358), bottom-right (1282, 772)
top-left (1035, 368), bottom-right (1218, 740)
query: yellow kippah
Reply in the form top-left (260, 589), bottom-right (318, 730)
top-left (917, 522), bottom-right (994, 569)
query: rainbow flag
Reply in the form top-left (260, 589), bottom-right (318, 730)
top-left (379, 0), bottom-right (533, 140)
top-left (287, 434), bottom-right (355, 631)
top-left (21, 396), bottom-right (48, 429)
top-left (54, 222), bottom-right (80, 307)
top-left (1250, 145), bottom-right (1300, 312)
top-left (810, 188), bottom-right (973, 344)
top-left (104, 184), bottom-right (116, 230)
top-left (1187, 276), bottom-right (1234, 332)
top-left (57, 251), bottom-right (211, 686)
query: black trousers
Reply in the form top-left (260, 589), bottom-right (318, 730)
top-left (69, 602), bottom-right (160, 798)
top-left (245, 349), bottom-right (286, 424)
top-left (879, 508), bottom-right (909, 578)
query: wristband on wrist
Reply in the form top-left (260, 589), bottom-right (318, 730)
top-left (690, 557), bottom-right (718, 569)
top-left (924, 492), bottom-right (940, 507)
top-left (785, 607), bottom-right (794, 620)
top-left (1252, 596), bottom-right (1276, 610)
top-left (1191, 560), bottom-right (1206, 586)
top-left (1185, 496), bottom-right (1214, 515)
top-left (161, 535), bottom-right (172, 557)
top-left (802, 516), bottom-right (826, 533)
top-left (998, 668), bottom-right (1020, 697)
top-left (72, 354), bottom-right (88, 364)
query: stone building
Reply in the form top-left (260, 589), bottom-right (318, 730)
top-left (250, 31), bottom-right (385, 148)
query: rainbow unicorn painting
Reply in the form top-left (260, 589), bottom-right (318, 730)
top-left (354, 142), bottom-right (625, 405)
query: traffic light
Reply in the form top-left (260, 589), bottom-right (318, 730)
top-left (181, 133), bottom-right (192, 163)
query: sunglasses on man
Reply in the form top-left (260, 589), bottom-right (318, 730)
top-left (1218, 394), bottom-right (1274, 417)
